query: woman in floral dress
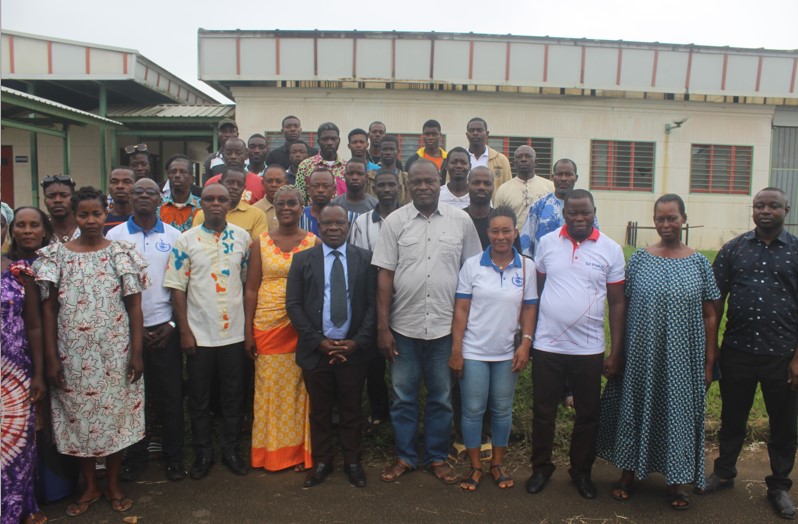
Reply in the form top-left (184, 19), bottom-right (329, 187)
top-left (245, 185), bottom-right (316, 471)
top-left (35, 187), bottom-right (149, 517)
top-left (2, 206), bottom-right (52, 524)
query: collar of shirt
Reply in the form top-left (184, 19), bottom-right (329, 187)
top-left (479, 246), bottom-right (522, 272)
top-left (244, 160), bottom-right (267, 177)
top-left (743, 228), bottom-right (792, 245)
top-left (468, 147), bottom-right (489, 162)
top-left (231, 200), bottom-right (251, 213)
top-left (371, 209), bottom-right (384, 223)
top-left (311, 153), bottom-right (345, 168)
top-left (127, 216), bottom-right (165, 235)
top-left (559, 224), bottom-right (600, 244)
top-left (323, 242), bottom-right (348, 260)
top-left (411, 205), bottom-right (444, 219)
top-left (163, 192), bottom-right (201, 208)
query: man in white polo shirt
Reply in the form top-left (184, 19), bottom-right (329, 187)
top-left (525, 189), bottom-right (626, 500)
top-left (106, 178), bottom-right (185, 481)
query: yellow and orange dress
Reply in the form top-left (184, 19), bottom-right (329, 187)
top-left (250, 231), bottom-right (315, 470)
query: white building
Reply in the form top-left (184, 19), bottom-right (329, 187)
top-left (199, 29), bottom-right (798, 249)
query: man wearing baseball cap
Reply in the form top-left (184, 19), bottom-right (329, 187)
top-left (203, 118), bottom-right (239, 184)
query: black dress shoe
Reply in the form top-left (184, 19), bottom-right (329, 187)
top-left (190, 456), bottom-right (214, 480)
top-left (525, 472), bottom-right (549, 494)
top-left (222, 453), bottom-right (248, 476)
top-left (166, 462), bottom-right (187, 481)
top-left (120, 460), bottom-right (147, 482)
top-left (696, 473), bottom-right (735, 494)
top-left (346, 464), bottom-right (367, 488)
top-left (769, 489), bottom-right (797, 520)
top-left (574, 476), bottom-right (597, 499)
top-left (304, 463), bottom-right (333, 488)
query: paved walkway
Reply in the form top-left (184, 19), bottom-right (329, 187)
top-left (44, 445), bottom-right (787, 523)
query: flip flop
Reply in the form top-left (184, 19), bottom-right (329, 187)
top-left (65, 497), bottom-right (100, 517)
top-left (106, 494), bottom-right (134, 513)
top-left (669, 491), bottom-right (690, 511)
top-left (611, 482), bottom-right (633, 501)
top-left (427, 461), bottom-right (459, 485)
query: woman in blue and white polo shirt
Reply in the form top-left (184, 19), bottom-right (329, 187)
top-left (449, 206), bottom-right (538, 491)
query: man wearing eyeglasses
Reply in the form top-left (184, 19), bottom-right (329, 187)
top-left (106, 178), bottom-right (185, 481)
top-left (192, 166), bottom-right (267, 242)
top-left (41, 175), bottom-right (80, 243)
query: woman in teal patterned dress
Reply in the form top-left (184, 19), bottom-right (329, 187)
top-left (597, 194), bottom-right (721, 510)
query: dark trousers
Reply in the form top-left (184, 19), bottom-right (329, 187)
top-left (531, 349), bottom-right (604, 478)
top-left (187, 342), bottom-right (245, 459)
top-left (124, 326), bottom-right (184, 464)
top-left (366, 356), bottom-right (390, 421)
top-left (303, 362), bottom-right (368, 465)
top-left (714, 348), bottom-right (798, 491)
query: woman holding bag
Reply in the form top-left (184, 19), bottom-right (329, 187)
top-left (449, 206), bottom-right (538, 491)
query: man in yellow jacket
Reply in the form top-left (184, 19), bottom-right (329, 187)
top-left (466, 117), bottom-right (512, 189)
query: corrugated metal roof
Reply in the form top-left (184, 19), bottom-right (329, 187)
top-left (1, 86), bottom-right (123, 125)
top-left (107, 104), bottom-right (234, 119)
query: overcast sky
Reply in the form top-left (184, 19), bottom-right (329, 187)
top-left (4, 0), bottom-right (797, 104)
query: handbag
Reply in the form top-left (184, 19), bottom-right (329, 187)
top-left (513, 257), bottom-right (526, 348)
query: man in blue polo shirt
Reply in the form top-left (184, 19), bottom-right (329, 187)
top-left (107, 178), bottom-right (185, 482)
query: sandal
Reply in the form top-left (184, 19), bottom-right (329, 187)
top-left (427, 461), bottom-right (459, 485)
top-left (365, 416), bottom-right (383, 435)
top-left (611, 482), bottom-right (633, 501)
top-left (65, 497), bottom-right (100, 517)
top-left (668, 490), bottom-right (690, 511)
top-left (106, 493), bottom-right (134, 513)
top-left (490, 464), bottom-right (514, 489)
top-left (460, 467), bottom-right (482, 492)
top-left (479, 437), bottom-right (493, 462)
top-left (380, 458), bottom-right (414, 482)
top-left (25, 512), bottom-right (48, 524)
top-left (448, 441), bottom-right (466, 463)
top-left (293, 463), bottom-right (307, 473)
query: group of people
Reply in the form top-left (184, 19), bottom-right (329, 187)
top-left (2, 114), bottom-right (797, 523)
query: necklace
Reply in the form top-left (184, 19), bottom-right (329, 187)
top-left (491, 255), bottom-right (514, 270)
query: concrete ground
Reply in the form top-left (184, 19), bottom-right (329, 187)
top-left (41, 443), bottom-right (791, 523)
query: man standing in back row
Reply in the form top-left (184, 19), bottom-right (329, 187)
top-left (405, 119), bottom-right (447, 182)
top-left (494, 145), bottom-right (553, 232)
top-left (265, 115), bottom-right (318, 170)
top-left (466, 118), bottom-right (512, 189)
top-left (701, 188), bottom-right (798, 520)
top-left (296, 123), bottom-right (347, 199)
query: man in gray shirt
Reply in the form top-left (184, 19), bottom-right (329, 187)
top-left (332, 158), bottom-right (378, 214)
top-left (372, 159), bottom-right (482, 485)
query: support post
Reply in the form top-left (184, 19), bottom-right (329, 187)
top-left (98, 84), bottom-right (108, 193)
top-left (63, 125), bottom-right (71, 176)
top-left (30, 132), bottom-right (39, 208)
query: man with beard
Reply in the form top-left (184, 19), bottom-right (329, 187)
top-left (463, 167), bottom-right (496, 249)
top-left (296, 123), bottom-right (347, 200)
top-left (465, 118), bottom-right (512, 188)
top-left (494, 145), bottom-right (553, 232)
top-left (104, 167), bottom-right (135, 234)
top-left (332, 159), bottom-right (377, 214)
top-left (193, 166), bottom-right (267, 242)
top-left (265, 115), bottom-right (318, 170)
top-left (439, 147), bottom-right (471, 209)
top-left (41, 175), bottom-right (79, 243)
top-left (205, 137), bottom-right (266, 205)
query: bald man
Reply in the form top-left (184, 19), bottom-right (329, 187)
top-left (493, 145), bottom-right (553, 231)
top-left (106, 178), bottom-right (186, 481)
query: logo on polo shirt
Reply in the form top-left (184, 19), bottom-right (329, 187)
top-left (155, 238), bottom-right (172, 252)
top-left (512, 274), bottom-right (524, 287)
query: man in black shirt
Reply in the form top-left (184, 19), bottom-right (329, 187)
top-left (463, 166), bottom-right (493, 249)
top-left (265, 115), bottom-right (318, 170)
top-left (702, 187), bottom-right (798, 520)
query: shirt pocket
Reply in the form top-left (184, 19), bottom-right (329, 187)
top-left (438, 234), bottom-right (461, 258)
top-left (397, 236), bottom-right (421, 265)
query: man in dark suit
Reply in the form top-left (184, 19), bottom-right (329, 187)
top-left (286, 205), bottom-right (377, 488)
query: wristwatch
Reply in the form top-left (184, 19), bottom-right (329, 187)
top-left (168, 321), bottom-right (176, 328)
top-left (522, 334), bottom-right (533, 342)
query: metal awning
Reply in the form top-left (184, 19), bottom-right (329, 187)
top-left (1, 86), bottom-right (123, 134)
top-left (107, 104), bottom-right (234, 120)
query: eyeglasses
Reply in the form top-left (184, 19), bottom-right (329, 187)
top-left (274, 199), bottom-right (300, 209)
top-left (124, 143), bottom-right (148, 154)
top-left (131, 189), bottom-right (161, 197)
top-left (40, 175), bottom-right (75, 188)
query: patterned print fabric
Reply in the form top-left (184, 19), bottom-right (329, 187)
top-left (597, 250), bottom-right (721, 488)
top-left (1, 260), bottom-right (39, 522)
top-left (251, 232), bottom-right (315, 471)
top-left (33, 242), bottom-right (150, 457)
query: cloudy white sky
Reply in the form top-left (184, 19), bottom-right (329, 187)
top-left (4, 0), bottom-right (797, 103)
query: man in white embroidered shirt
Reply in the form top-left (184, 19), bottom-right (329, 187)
top-left (525, 189), bottom-right (626, 500)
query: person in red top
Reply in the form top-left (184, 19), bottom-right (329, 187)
top-left (205, 137), bottom-right (265, 205)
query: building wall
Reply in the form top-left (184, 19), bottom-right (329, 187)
top-left (233, 86), bottom-right (773, 249)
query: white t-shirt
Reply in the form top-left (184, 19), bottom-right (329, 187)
top-left (106, 218), bottom-right (181, 328)
top-left (456, 248), bottom-right (538, 361)
top-left (534, 226), bottom-right (625, 355)
top-left (439, 184), bottom-right (470, 209)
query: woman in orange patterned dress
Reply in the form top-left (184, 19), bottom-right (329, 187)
top-left (245, 185), bottom-right (317, 471)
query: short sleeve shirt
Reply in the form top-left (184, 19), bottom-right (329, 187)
top-left (192, 201), bottom-right (267, 242)
top-left (456, 247), bottom-right (538, 360)
top-left (371, 203), bottom-right (482, 340)
top-left (163, 223), bottom-right (250, 347)
top-left (534, 225), bottom-right (625, 355)
top-left (713, 229), bottom-right (798, 356)
top-left (493, 176), bottom-right (554, 231)
top-left (106, 217), bottom-right (181, 327)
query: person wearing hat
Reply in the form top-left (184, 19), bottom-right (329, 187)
top-left (203, 118), bottom-right (239, 184)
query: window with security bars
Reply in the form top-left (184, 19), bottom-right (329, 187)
top-left (590, 140), bottom-right (654, 191)
top-left (394, 133), bottom-right (446, 164)
top-left (263, 132), bottom-right (317, 149)
top-left (487, 137), bottom-right (553, 178)
top-left (689, 144), bottom-right (752, 194)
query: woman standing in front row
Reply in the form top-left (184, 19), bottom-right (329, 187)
top-left (449, 206), bottom-right (538, 491)
top-left (35, 187), bottom-right (149, 517)
top-left (597, 194), bottom-right (720, 510)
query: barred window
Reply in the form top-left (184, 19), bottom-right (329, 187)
top-left (590, 140), bottom-right (654, 191)
top-left (263, 132), bottom-right (317, 149)
top-left (690, 144), bottom-right (752, 195)
top-left (394, 133), bottom-right (446, 164)
top-left (487, 137), bottom-right (553, 178)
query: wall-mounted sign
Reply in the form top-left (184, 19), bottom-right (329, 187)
top-left (15, 156), bottom-right (28, 163)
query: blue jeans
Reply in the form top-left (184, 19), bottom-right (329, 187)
top-left (390, 331), bottom-right (453, 468)
top-left (460, 359), bottom-right (518, 449)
